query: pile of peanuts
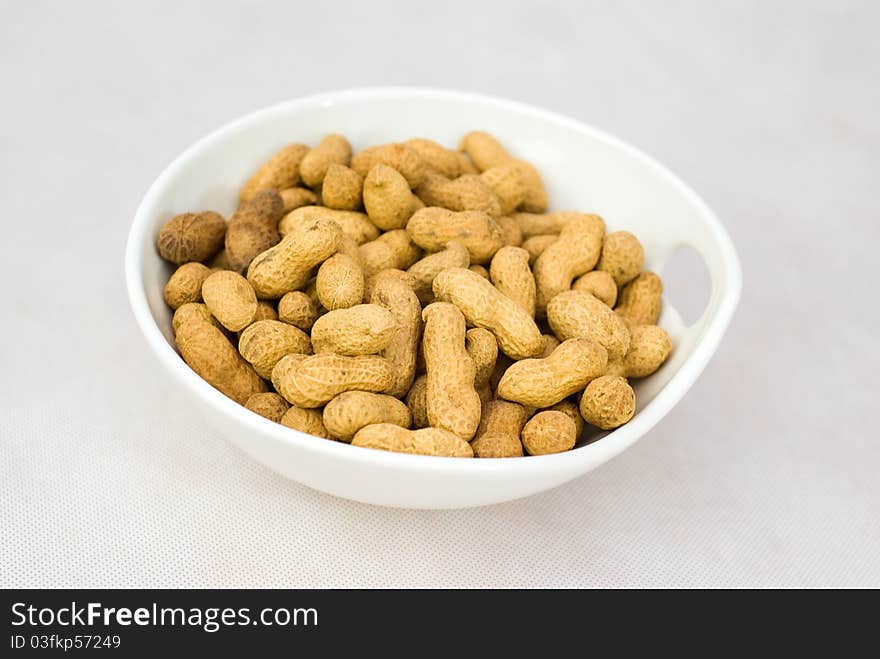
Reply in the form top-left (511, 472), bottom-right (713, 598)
top-left (157, 132), bottom-right (672, 458)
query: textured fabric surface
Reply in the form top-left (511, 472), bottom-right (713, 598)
top-left (2, 0), bottom-right (878, 588)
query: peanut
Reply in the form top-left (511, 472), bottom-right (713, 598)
top-left (362, 268), bottom-right (417, 304)
top-left (240, 143), bottom-right (309, 201)
top-left (352, 424), bottom-right (473, 458)
top-left (321, 164), bottom-right (363, 211)
top-left (596, 231), bottom-right (644, 287)
top-left (458, 131), bottom-right (547, 212)
top-left (363, 164), bottom-right (424, 230)
top-left (406, 207), bottom-right (504, 264)
top-left (277, 291), bottom-right (319, 331)
top-left (618, 324), bottom-right (672, 378)
top-left (225, 190), bottom-right (283, 273)
top-left (496, 215), bottom-right (523, 246)
top-left (238, 319), bottom-right (312, 379)
top-left (471, 399), bottom-right (527, 458)
top-left (280, 405), bottom-right (332, 438)
top-left (489, 246), bottom-right (536, 317)
top-left (534, 214), bottom-right (605, 314)
top-left (405, 138), bottom-right (462, 178)
top-left (315, 253), bottom-right (365, 310)
top-left (406, 240), bottom-right (470, 305)
top-left (497, 338), bottom-right (607, 408)
top-left (311, 304), bottom-right (398, 356)
top-left (572, 270), bottom-right (617, 307)
top-left (300, 134), bottom-right (352, 188)
top-left (201, 270), bottom-right (258, 332)
top-left (538, 333), bottom-right (561, 358)
top-left (157, 211), bottom-right (226, 265)
top-left (171, 302), bottom-right (221, 334)
top-left (406, 375), bottom-right (429, 428)
top-left (469, 265), bottom-right (489, 279)
top-left (615, 272), bottom-right (663, 326)
top-left (422, 302), bottom-right (481, 441)
top-left (350, 143), bottom-right (426, 188)
top-left (547, 290), bottom-right (631, 361)
top-left (511, 211), bottom-right (582, 239)
top-left (521, 234), bottom-right (557, 265)
top-left (416, 172), bottom-right (501, 218)
top-left (521, 411), bottom-right (576, 455)
top-left (279, 187), bottom-right (317, 213)
top-left (466, 327), bottom-right (498, 391)
top-left (164, 262), bottom-right (211, 310)
top-left (323, 391), bottom-right (411, 441)
top-left (247, 218), bottom-right (342, 299)
top-left (580, 375), bottom-right (636, 430)
top-left (272, 352), bottom-right (393, 408)
top-left (245, 392), bottom-right (290, 422)
top-left (480, 164), bottom-right (525, 216)
top-left (358, 229), bottom-right (422, 277)
top-left (550, 399), bottom-right (584, 439)
top-left (279, 206), bottom-right (379, 245)
top-left (176, 319), bottom-right (267, 404)
top-left (369, 271), bottom-right (422, 397)
top-left (432, 267), bottom-right (544, 360)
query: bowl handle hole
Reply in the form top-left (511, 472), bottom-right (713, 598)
top-left (660, 244), bottom-right (711, 327)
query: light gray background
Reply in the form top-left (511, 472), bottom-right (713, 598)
top-left (2, 0), bottom-right (877, 588)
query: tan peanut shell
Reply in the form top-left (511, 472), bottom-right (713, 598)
top-left (406, 207), bottom-right (504, 265)
top-left (240, 143), bottom-right (310, 201)
top-left (280, 406), bottom-right (332, 438)
top-left (315, 253), bottom-right (365, 310)
top-left (225, 190), bottom-right (283, 273)
top-left (497, 338), bottom-right (607, 408)
top-left (278, 291), bottom-right (319, 330)
top-left (369, 271), bottom-right (423, 397)
top-left (432, 267), bottom-right (544, 360)
top-left (416, 172), bottom-right (502, 218)
top-left (406, 240), bottom-right (470, 305)
top-left (496, 215), bottom-right (523, 246)
top-left (521, 411), bottom-right (576, 455)
top-left (176, 319), bottom-right (267, 404)
top-left (405, 138), bottom-right (463, 178)
top-left (471, 399), bottom-right (527, 458)
top-left (538, 333), bottom-right (561, 358)
top-left (247, 218), bottom-right (342, 299)
top-left (350, 143), bottom-right (426, 188)
top-left (489, 246), bottom-right (536, 317)
top-left (615, 272), bottom-right (663, 326)
top-left (323, 392), bottom-right (411, 441)
top-left (511, 211), bottom-right (582, 239)
top-left (279, 206), bottom-right (379, 245)
top-left (422, 302), bottom-right (481, 441)
top-left (201, 270), bottom-right (258, 332)
top-left (279, 187), bottom-right (317, 213)
top-left (458, 132), bottom-right (547, 212)
top-left (534, 214), bottom-right (606, 313)
top-left (157, 211), bottom-right (226, 265)
top-left (480, 164), bottom-right (526, 216)
top-left (572, 270), bottom-right (618, 307)
top-left (172, 302), bottom-right (220, 334)
top-left (358, 229), bottom-right (423, 277)
top-left (321, 163), bottom-right (363, 211)
top-left (596, 231), bottom-right (645, 287)
top-left (352, 424), bottom-right (473, 458)
top-left (238, 319), bottom-right (312, 379)
top-left (469, 265), bottom-right (489, 279)
top-left (272, 353), bottom-right (394, 408)
top-left (245, 392), bottom-right (290, 422)
top-left (363, 164), bottom-right (423, 230)
top-left (547, 290), bottom-right (631, 361)
top-left (550, 400), bottom-right (584, 439)
top-left (164, 262), bottom-right (211, 310)
top-left (466, 327), bottom-right (499, 390)
top-left (311, 304), bottom-right (398, 356)
top-left (300, 134), bottom-right (352, 188)
top-left (580, 376), bottom-right (635, 430)
top-left (209, 249), bottom-right (231, 270)
top-left (521, 234), bottom-right (557, 265)
top-left (622, 325), bottom-right (672, 378)
top-left (406, 375), bottom-right (429, 428)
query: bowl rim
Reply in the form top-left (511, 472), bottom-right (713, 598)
top-left (125, 86), bottom-right (742, 475)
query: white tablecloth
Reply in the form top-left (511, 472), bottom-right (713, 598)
top-left (3, 0), bottom-right (877, 588)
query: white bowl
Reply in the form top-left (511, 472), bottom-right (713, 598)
top-left (125, 88), bottom-right (741, 509)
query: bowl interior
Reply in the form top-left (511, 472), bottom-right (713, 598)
top-left (131, 88), bottom-right (739, 453)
